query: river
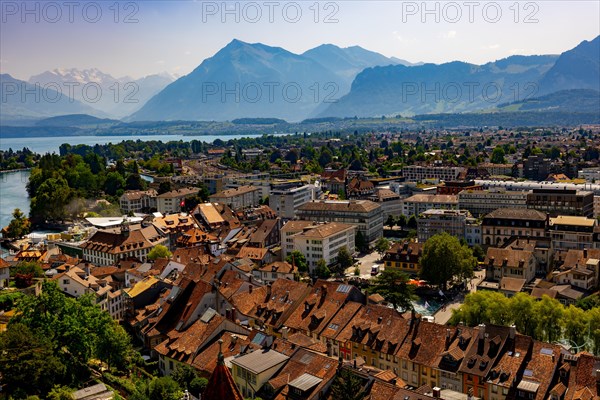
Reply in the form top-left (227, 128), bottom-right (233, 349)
top-left (0, 133), bottom-right (276, 229)
top-left (0, 170), bottom-right (30, 230)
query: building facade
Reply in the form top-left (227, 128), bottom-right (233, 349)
top-left (481, 208), bottom-right (547, 247)
top-left (297, 200), bottom-right (383, 246)
top-left (209, 185), bottom-right (261, 210)
top-left (458, 190), bottom-right (529, 218)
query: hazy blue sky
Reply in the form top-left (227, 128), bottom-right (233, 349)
top-left (1, 1), bottom-right (599, 80)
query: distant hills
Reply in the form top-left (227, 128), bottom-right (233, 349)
top-left (0, 74), bottom-right (106, 123)
top-left (497, 89), bottom-right (600, 113)
top-left (34, 114), bottom-right (120, 128)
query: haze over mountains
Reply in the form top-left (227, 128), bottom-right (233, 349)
top-left (28, 68), bottom-right (174, 118)
top-left (1, 36), bottom-right (598, 124)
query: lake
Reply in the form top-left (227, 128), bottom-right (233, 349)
top-left (0, 170), bottom-right (30, 230)
top-left (0, 133), bottom-right (277, 229)
top-left (0, 133), bottom-right (278, 154)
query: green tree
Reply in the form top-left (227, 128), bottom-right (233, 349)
top-left (336, 247), bottom-right (354, 274)
top-left (158, 181), bottom-right (172, 195)
top-left (47, 386), bottom-right (74, 400)
top-left (371, 268), bottom-right (414, 311)
top-left (534, 295), bottom-right (564, 343)
top-left (510, 292), bottom-right (539, 337)
top-left (385, 215), bottom-right (396, 228)
top-left (472, 244), bottom-right (485, 262)
top-left (147, 245), bottom-right (172, 261)
top-left (11, 261), bottom-right (44, 278)
top-left (104, 172), bottom-right (126, 196)
top-left (490, 146), bottom-right (506, 164)
top-left (407, 215), bottom-right (417, 229)
top-left (30, 177), bottom-right (72, 222)
top-left (286, 250), bottom-right (308, 274)
top-left (97, 324), bottom-right (132, 371)
top-left (11, 281), bottom-right (132, 387)
top-left (0, 323), bottom-right (65, 397)
top-left (374, 237), bottom-right (391, 258)
top-left (314, 259), bottom-right (331, 279)
top-left (419, 232), bottom-right (476, 290)
top-left (189, 377), bottom-right (208, 397)
top-left (329, 369), bottom-right (364, 400)
top-left (5, 208), bottom-right (31, 239)
top-left (355, 231), bottom-right (368, 253)
top-left (397, 215), bottom-right (408, 229)
top-left (197, 183), bottom-right (211, 202)
top-left (149, 377), bottom-right (182, 400)
top-left (563, 305), bottom-right (587, 347)
top-left (171, 364), bottom-right (198, 391)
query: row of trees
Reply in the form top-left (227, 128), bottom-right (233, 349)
top-left (0, 281), bottom-right (133, 398)
top-left (450, 291), bottom-right (600, 355)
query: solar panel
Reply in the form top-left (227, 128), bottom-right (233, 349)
top-left (328, 323), bottom-right (339, 331)
top-left (337, 284), bottom-right (351, 293)
top-left (540, 348), bottom-right (553, 356)
top-left (524, 369), bottom-right (533, 377)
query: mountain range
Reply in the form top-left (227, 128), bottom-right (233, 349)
top-left (128, 40), bottom-right (406, 122)
top-left (132, 37), bottom-right (600, 121)
top-left (28, 68), bottom-right (174, 118)
top-left (1, 37), bottom-right (598, 124)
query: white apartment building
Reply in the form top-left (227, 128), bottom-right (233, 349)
top-left (156, 188), bottom-right (199, 214)
top-left (119, 190), bottom-right (158, 213)
top-left (54, 265), bottom-right (124, 320)
top-left (80, 224), bottom-right (167, 266)
top-left (401, 194), bottom-right (458, 217)
top-left (209, 185), bottom-right (261, 210)
top-left (458, 190), bottom-right (529, 218)
top-left (282, 221), bottom-right (356, 272)
top-left (269, 184), bottom-right (321, 219)
top-left (297, 200), bottom-right (383, 246)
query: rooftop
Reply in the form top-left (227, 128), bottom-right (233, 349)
top-left (230, 348), bottom-right (289, 374)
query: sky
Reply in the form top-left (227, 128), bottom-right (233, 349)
top-left (1, 1), bottom-right (599, 81)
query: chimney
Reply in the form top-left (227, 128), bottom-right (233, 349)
top-left (266, 283), bottom-right (272, 299)
top-left (584, 248), bottom-right (588, 258)
top-left (377, 316), bottom-right (383, 324)
top-left (177, 255), bottom-right (181, 263)
top-left (446, 329), bottom-right (451, 348)
top-left (509, 325), bottom-right (516, 340)
top-left (433, 387), bottom-right (441, 398)
top-left (281, 326), bottom-right (289, 340)
top-left (231, 334), bottom-right (238, 345)
top-left (231, 307), bottom-right (236, 322)
top-left (478, 323), bottom-right (486, 339)
top-left (248, 285), bottom-right (253, 294)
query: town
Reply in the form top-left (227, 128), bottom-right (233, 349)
top-left (1, 125), bottom-right (600, 400)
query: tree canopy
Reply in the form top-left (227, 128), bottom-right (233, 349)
top-left (147, 245), bottom-right (172, 261)
top-left (370, 268), bottom-right (415, 311)
top-left (1, 281), bottom-right (133, 397)
top-left (419, 232), bottom-right (476, 290)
